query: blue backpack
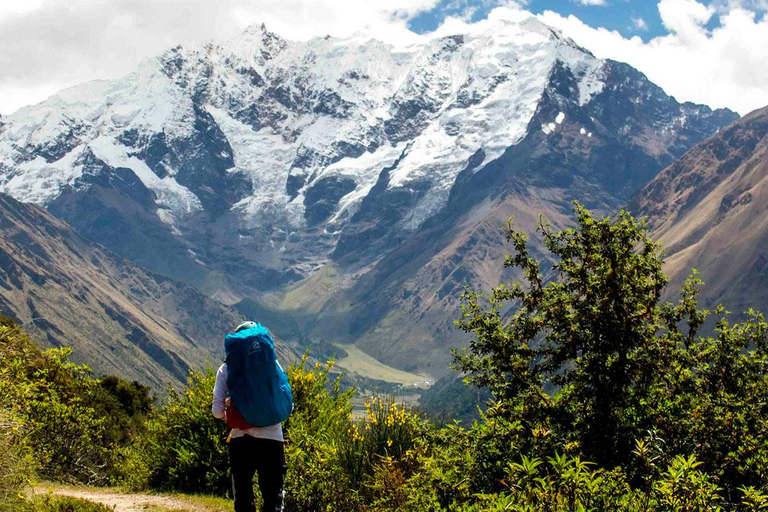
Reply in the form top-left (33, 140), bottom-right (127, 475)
top-left (224, 324), bottom-right (293, 427)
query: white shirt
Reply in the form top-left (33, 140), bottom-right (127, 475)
top-left (212, 363), bottom-right (284, 442)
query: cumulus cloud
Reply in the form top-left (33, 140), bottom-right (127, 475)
top-left (539, 0), bottom-right (768, 115)
top-left (426, 1), bottom-right (529, 37)
top-left (0, 0), bottom-right (435, 114)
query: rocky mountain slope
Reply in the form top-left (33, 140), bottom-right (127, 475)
top-left (0, 192), bottom-right (248, 389)
top-left (630, 106), bottom-right (768, 316)
top-left (0, 16), bottom-right (738, 378)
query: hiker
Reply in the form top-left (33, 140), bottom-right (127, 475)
top-left (212, 321), bottom-right (293, 512)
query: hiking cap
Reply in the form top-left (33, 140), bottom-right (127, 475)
top-left (234, 320), bottom-right (257, 333)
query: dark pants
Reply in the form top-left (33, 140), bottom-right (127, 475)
top-left (229, 436), bottom-right (286, 512)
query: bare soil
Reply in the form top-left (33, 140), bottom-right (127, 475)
top-left (40, 487), bottom-right (223, 512)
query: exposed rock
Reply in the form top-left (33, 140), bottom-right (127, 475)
top-left (630, 105), bottom-right (768, 316)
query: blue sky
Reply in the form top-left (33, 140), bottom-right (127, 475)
top-left (409, 0), bottom-right (728, 41)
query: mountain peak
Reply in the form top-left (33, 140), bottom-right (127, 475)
top-left (0, 21), bottom-right (737, 290)
top-left (241, 22), bottom-right (268, 34)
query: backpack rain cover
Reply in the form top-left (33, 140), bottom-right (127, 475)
top-left (225, 324), bottom-right (293, 427)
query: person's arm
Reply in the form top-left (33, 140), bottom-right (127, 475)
top-left (211, 363), bottom-right (228, 420)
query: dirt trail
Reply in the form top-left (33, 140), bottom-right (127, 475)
top-left (42, 487), bottom-right (217, 512)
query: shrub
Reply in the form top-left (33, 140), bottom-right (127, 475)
top-left (653, 454), bottom-right (723, 511)
top-left (120, 368), bottom-right (229, 495)
top-left (0, 322), bottom-right (109, 484)
top-left (0, 409), bottom-right (34, 512)
top-left (0, 318), bottom-right (152, 486)
top-left (339, 396), bottom-right (421, 483)
top-left (30, 494), bottom-right (115, 512)
top-left (396, 423), bottom-right (478, 511)
top-left (283, 358), bottom-right (361, 511)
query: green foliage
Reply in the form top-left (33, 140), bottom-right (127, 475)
top-left (339, 395), bottom-right (421, 484)
top-left (0, 318), bottom-right (151, 485)
top-left (453, 203), bottom-right (768, 508)
top-left (30, 494), bottom-right (115, 512)
top-left (95, 375), bottom-right (152, 444)
top-left (0, 409), bottom-right (34, 512)
top-left (653, 454), bottom-right (723, 511)
top-left (403, 422), bottom-right (491, 511)
top-left (500, 453), bottom-right (645, 511)
top-left (454, 204), bottom-right (668, 467)
top-left (739, 486), bottom-right (768, 512)
top-left (650, 298), bottom-right (768, 496)
top-left (418, 374), bottom-right (491, 426)
top-left (283, 357), bottom-right (362, 511)
top-left (119, 368), bottom-right (229, 495)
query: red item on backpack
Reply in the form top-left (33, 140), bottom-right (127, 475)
top-left (226, 402), bottom-right (254, 430)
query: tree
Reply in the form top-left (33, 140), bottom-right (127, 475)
top-left (454, 203), bottom-right (669, 467)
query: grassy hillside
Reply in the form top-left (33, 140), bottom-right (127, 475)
top-left (0, 192), bottom-right (245, 390)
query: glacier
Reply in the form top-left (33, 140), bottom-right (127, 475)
top-left (0, 15), bottom-right (605, 239)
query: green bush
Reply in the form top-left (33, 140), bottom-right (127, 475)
top-left (0, 319), bottom-right (151, 485)
top-left (0, 409), bottom-right (34, 512)
top-left (653, 454), bottom-right (723, 511)
top-left (647, 300), bottom-right (768, 497)
top-left (283, 358), bottom-right (362, 511)
top-left (119, 368), bottom-right (229, 494)
top-left (339, 395), bottom-right (422, 483)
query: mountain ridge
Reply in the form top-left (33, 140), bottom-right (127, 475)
top-left (0, 18), bottom-right (739, 378)
top-left (0, 191), bottom-right (258, 389)
top-left (630, 105), bottom-right (768, 315)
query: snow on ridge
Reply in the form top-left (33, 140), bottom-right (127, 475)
top-left (88, 136), bottom-right (203, 219)
top-left (201, 15), bottom-right (577, 232)
top-left (0, 15), bottom-right (608, 235)
top-left (0, 146), bottom-right (85, 206)
top-left (207, 105), bottom-right (303, 229)
top-left (6, 60), bottom-right (195, 148)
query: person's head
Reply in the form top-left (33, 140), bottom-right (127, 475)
top-left (233, 320), bottom-right (257, 333)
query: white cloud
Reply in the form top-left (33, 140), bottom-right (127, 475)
top-left (0, 0), bottom-right (435, 115)
top-left (0, 0), bottom-right (766, 116)
top-left (632, 16), bottom-right (649, 30)
top-left (575, 0), bottom-right (608, 5)
top-left (426, 2), bottom-right (530, 37)
top-left (539, 0), bottom-right (768, 115)
top-left (658, 0), bottom-right (714, 41)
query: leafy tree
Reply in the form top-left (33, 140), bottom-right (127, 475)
top-left (454, 203), bottom-right (668, 467)
top-left (453, 203), bottom-right (768, 503)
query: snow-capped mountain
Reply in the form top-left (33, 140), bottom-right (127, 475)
top-left (0, 16), bottom-right (738, 377)
top-left (1, 20), bottom-right (604, 267)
